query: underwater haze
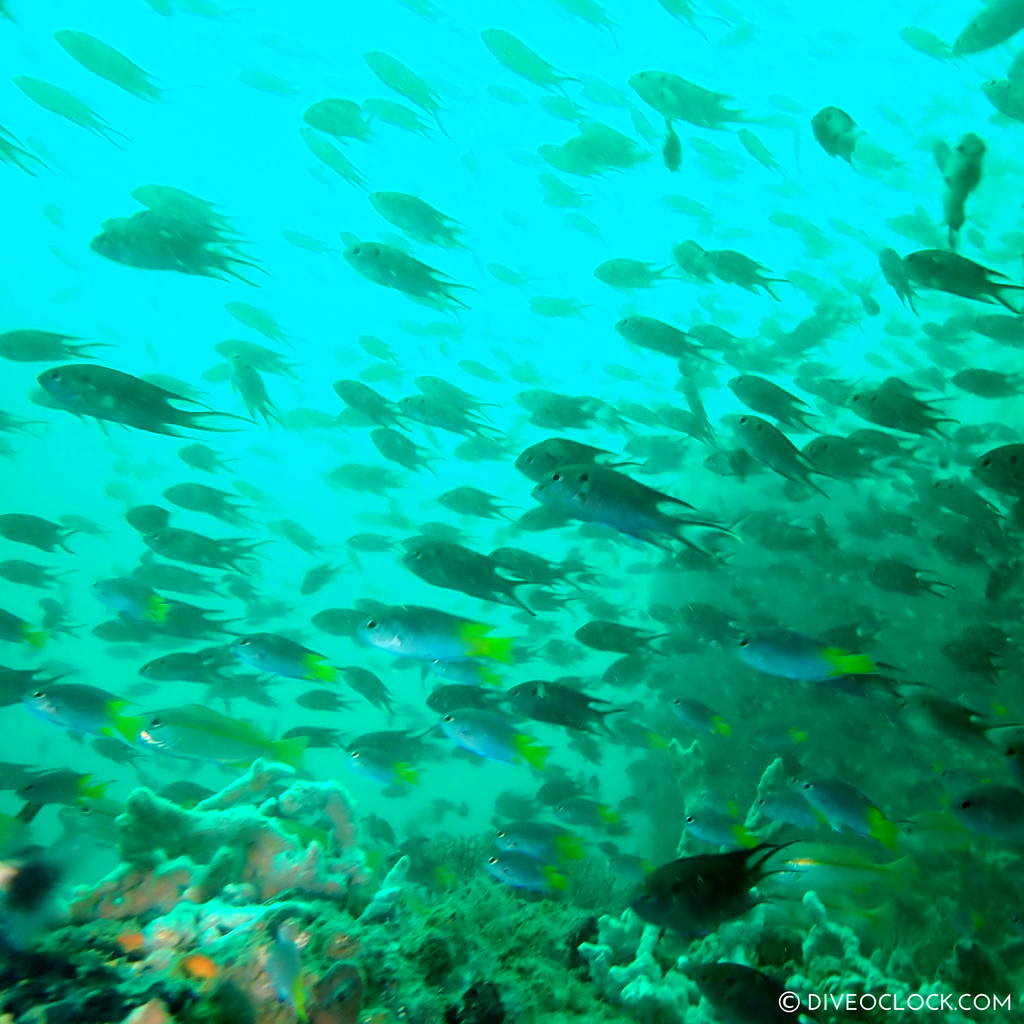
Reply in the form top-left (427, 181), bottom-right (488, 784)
top-left (2, 0), bottom-right (1024, 1021)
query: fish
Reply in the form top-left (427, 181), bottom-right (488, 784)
top-left (22, 683), bottom-right (142, 740)
top-left (493, 821), bottom-right (585, 861)
top-left (353, 605), bottom-right (513, 663)
top-left (737, 629), bottom-right (876, 682)
top-left (630, 843), bottom-right (793, 937)
top-left (954, 0), bottom-right (1024, 54)
top-left (532, 463), bottom-right (734, 550)
top-left (484, 851), bottom-right (566, 893)
top-left (904, 250), bottom-right (1024, 312)
top-left (439, 709), bottom-right (549, 770)
top-left (687, 962), bottom-right (803, 1024)
top-left (231, 633), bottom-right (338, 683)
top-left (952, 784), bottom-right (1024, 843)
top-left (506, 680), bottom-right (626, 733)
top-left (38, 364), bottom-right (247, 436)
top-left (137, 704), bottom-right (306, 767)
top-left (17, 769), bottom-right (107, 806)
top-left (265, 922), bottom-right (307, 1021)
top-left (934, 134), bottom-right (985, 248)
top-left (791, 775), bottom-right (900, 848)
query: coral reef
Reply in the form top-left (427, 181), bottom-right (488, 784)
top-left (0, 768), bottom-right (627, 1024)
top-left (2, 760), bottom-right (1015, 1024)
top-left (579, 910), bottom-right (697, 1023)
top-left (574, 887), bottom-right (1019, 1024)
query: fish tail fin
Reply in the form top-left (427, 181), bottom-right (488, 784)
top-left (805, 475), bottom-right (831, 499)
top-left (271, 735), bottom-right (307, 769)
top-left (461, 623), bottom-right (514, 663)
top-left (555, 833), bottom-right (586, 861)
top-left (21, 625), bottom-right (46, 649)
top-left (883, 855), bottom-right (918, 887)
top-left (305, 655), bottom-right (337, 683)
top-left (822, 647), bottom-right (876, 676)
top-left (79, 776), bottom-right (108, 800)
top-left (712, 716), bottom-right (732, 736)
top-left (868, 808), bottom-right (900, 850)
top-left (106, 701), bottom-right (144, 743)
top-left (733, 824), bottom-right (760, 848)
top-left (148, 595), bottom-right (171, 623)
top-left (293, 973), bottom-right (308, 1022)
top-left (996, 285), bottom-right (1024, 315)
top-left (509, 588), bottom-right (537, 616)
top-left (543, 865), bottom-right (568, 891)
top-left (672, 517), bottom-right (737, 543)
top-left (478, 665), bottom-right (504, 687)
top-left (394, 762), bottom-right (420, 785)
top-left (513, 733), bottom-right (549, 771)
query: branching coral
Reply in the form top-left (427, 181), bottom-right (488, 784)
top-left (578, 910), bottom-right (698, 1022)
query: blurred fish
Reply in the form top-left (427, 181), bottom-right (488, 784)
top-left (231, 633), bottom-right (338, 683)
top-left (138, 705), bottom-right (306, 768)
top-left (265, 921), bottom-right (307, 1020)
top-left (440, 709), bottom-right (549, 770)
top-left (737, 629), bottom-right (876, 682)
top-left (22, 682), bottom-right (141, 740)
top-left (630, 843), bottom-right (792, 937)
top-left (484, 851), bottom-right (566, 894)
top-left (354, 605), bottom-right (513, 662)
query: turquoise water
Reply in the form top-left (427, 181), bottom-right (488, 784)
top-left (2, 0), bottom-right (1024, 1021)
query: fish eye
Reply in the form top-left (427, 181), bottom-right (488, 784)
top-left (350, 751), bottom-right (361, 759)
top-left (738, 638), bottom-right (749, 647)
top-left (802, 781), bottom-right (812, 790)
top-left (32, 690), bottom-right (43, 698)
top-left (685, 814), bottom-right (696, 823)
top-left (1007, 747), bottom-right (1018, 757)
top-left (366, 620), bottom-right (377, 629)
top-left (495, 829), bottom-right (506, 838)
top-left (552, 472), bottom-right (561, 481)
top-left (239, 638), bottom-right (251, 646)
top-left (150, 717), bottom-right (162, 728)
top-left (960, 799), bottom-right (972, 809)
top-left (982, 458), bottom-right (991, 467)
top-left (443, 714), bottom-right (454, 722)
top-left (579, 473), bottom-right (589, 483)
top-left (51, 371), bottom-right (62, 382)
top-left (487, 856), bottom-right (499, 865)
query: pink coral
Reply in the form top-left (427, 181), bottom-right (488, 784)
top-left (118, 999), bottom-right (173, 1024)
top-left (70, 862), bottom-right (194, 923)
top-left (243, 832), bottom-right (343, 901)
